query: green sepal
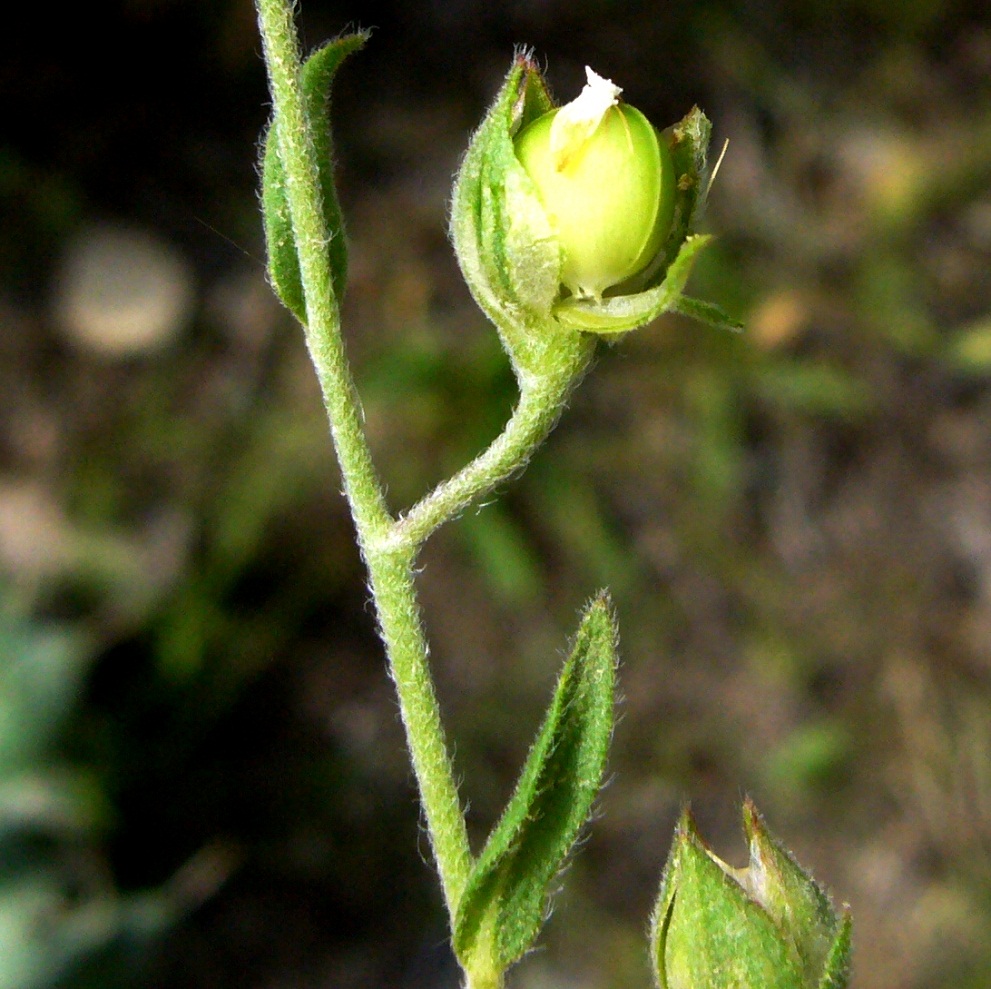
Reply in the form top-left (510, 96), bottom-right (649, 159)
top-left (661, 106), bottom-right (714, 272)
top-left (554, 234), bottom-right (713, 335)
top-left (743, 800), bottom-right (844, 986)
top-left (451, 54), bottom-right (595, 381)
top-left (651, 811), bottom-right (804, 989)
top-left (651, 804), bottom-right (852, 989)
top-left (817, 911), bottom-right (853, 989)
top-left (261, 32), bottom-right (368, 323)
top-left (671, 295), bottom-right (744, 333)
top-left (453, 593), bottom-right (617, 976)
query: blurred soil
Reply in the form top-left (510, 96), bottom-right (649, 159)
top-left (3, 1), bottom-right (991, 988)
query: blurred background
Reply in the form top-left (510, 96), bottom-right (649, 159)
top-left (3, 0), bottom-right (991, 986)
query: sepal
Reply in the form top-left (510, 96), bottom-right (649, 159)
top-left (650, 802), bottom-right (851, 989)
top-left (451, 54), bottom-right (592, 381)
top-left (554, 235), bottom-right (712, 334)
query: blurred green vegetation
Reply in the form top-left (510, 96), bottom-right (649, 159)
top-left (3, 0), bottom-right (991, 987)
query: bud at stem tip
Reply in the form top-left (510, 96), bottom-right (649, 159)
top-left (514, 69), bottom-right (676, 300)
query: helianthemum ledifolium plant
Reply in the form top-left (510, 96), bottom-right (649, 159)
top-left (254, 3), bottom-right (851, 987)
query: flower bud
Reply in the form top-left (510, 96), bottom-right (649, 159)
top-left (450, 53), bottom-right (733, 377)
top-left (651, 801), bottom-right (852, 989)
top-left (513, 68), bottom-right (676, 300)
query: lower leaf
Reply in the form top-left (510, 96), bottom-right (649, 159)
top-left (453, 593), bottom-right (618, 974)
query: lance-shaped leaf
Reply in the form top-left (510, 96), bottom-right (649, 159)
top-left (453, 594), bottom-right (617, 976)
top-left (261, 32), bottom-right (368, 323)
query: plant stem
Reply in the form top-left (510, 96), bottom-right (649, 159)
top-left (386, 341), bottom-right (594, 552)
top-left (255, 0), bottom-right (473, 916)
top-left (255, 0), bottom-right (595, 944)
top-left (466, 969), bottom-right (505, 989)
top-left (365, 543), bottom-right (475, 913)
top-left (255, 0), bottom-right (388, 545)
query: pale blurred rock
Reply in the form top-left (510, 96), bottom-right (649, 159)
top-left (53, 224), bottom-right (195, 356)
top-left (0, 480), bottom-right (71, 578)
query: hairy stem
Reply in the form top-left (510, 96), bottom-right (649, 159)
top-left (255, 0), bottom-right (472, 916)
top-left (385, 342), bottom-right (594, 552)
top-left (255, 0), bottom-right (596, 956)
top-left (255, 0), bottom-right (388, 543)
top-left (466, 968), bottom-right (505, 989)
top-left (365, 544), bottom-right (475, 913)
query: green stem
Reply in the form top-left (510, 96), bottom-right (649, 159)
top-left (255, 0), bottom-right (388, 544)
top-left (465, 969), bottom-right (505, 989)
top-left (255, 0), bottom-right (472, 916)
top-left (388, 340), bottom-right (594, 552)
top-left (255, 0), bottom-right (594, 947)
top-left (365, 544), bottom-right (474, 913)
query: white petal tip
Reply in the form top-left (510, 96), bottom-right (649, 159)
top-left (549, 66), bottom-right (624, 168)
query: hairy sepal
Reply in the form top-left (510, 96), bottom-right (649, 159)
top-left (451, 55), bottom-right (594, 381)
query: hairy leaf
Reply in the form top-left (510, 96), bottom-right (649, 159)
top-left (261, 32), bottom-right (368, 322)
top-left (453, 594), bottom-right (617, 973)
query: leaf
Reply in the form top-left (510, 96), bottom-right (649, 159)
top-left (453, 594), bottom-right (617, 973)
top-left (261, 32), bottom-right (368, 322)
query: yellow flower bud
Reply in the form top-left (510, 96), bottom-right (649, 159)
top-left (514, 68), bottom-right (676, 300)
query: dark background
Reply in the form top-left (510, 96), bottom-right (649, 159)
top-left (3, 1), bottom-right (991, 987)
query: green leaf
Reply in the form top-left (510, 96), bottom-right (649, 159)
top-left (261, 32), bottom-right (368, 322)
top-left (453, 593), bottom-right (617, 974)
